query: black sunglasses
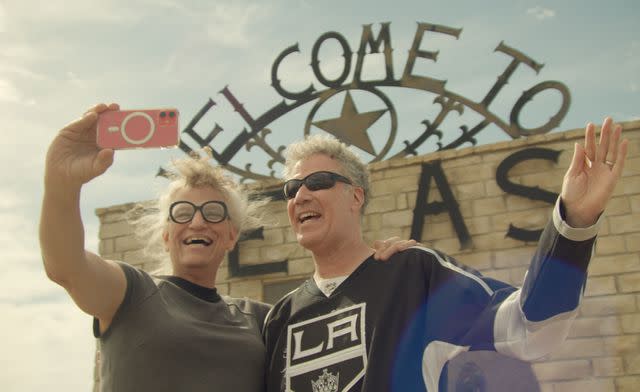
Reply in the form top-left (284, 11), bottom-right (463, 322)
top-left (169, 200), bottom-right (229, 224)
top-left (283, 171), bottom-right (353, 200)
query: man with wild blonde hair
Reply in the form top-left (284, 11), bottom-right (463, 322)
top-left (263, 120), bottom-right (628, 392)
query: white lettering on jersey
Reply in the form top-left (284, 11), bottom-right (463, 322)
top-left (285, 303), bottom-right (367, 392)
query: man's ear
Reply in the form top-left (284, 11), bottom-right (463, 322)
top-left (352, 186), bottom-right (365, 213)
top-left (162, 228), bottom-right (170, 252)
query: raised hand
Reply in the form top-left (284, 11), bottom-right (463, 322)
top-left (373, 236), bottom-right (419, 261)
top-left (45, 103), bottom-right (118, 190)
top-left (561, 117), bottom-right (628, 227)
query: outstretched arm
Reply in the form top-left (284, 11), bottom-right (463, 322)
top-left (494, 117), bottom-right (628, 359)
top-left (39, 103), bottom-right (126, 328)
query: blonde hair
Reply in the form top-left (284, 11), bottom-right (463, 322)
top-left (129, 150), bottom-right (269, 268)
top-left (283, 134), bottom-right (370, 212)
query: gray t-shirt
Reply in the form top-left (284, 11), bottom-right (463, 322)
top-left (94, 262), bottom-right (270, 392)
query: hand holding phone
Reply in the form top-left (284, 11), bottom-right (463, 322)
top-left (97, 108), bottom-right (180, 149)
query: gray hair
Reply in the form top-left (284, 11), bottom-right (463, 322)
top-left (129, 151), bottom-right (269, 267)
top-left (283, 134), bottom-right (370, 213)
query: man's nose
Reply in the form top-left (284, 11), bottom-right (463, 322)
top-left (188, 210), bottom-right (207, 226)
top-left (293, 184), bottom-right (313, 203)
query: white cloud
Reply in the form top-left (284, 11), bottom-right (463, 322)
top-left (0, 3), bottom-right (6, 33)
top-left (203, 3), bottom-right (273, 47)
top-left (66, 71), bottom-right (88, 89)
top-left (0, 63), bottom-right (47, 81)
top-left (0, 78), bottom-right (22, 103)
top-left (0, 301), bottom-right (95, 391)
top-left (3, 0), bottom-right (141, 27)
top-left (0, 185), bottom-right (95, 392)
top-left (526, 6), bottom-right (556, 20)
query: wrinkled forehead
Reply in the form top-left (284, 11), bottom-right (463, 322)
top-left (169, 185), bottom-right (227, 204)
top-left (289, 153), bottom-right (345, 179)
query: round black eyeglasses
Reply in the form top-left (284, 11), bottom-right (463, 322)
top-left (169, 201), bottom-right (229, 224)
top-left (283, 171), bottom-right (353, 200)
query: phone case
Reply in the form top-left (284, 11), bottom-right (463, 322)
top-left (97, 108), bottom-right (180, 149)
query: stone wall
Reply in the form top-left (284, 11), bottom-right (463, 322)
top-left (96, 120), bottom-right (640, 391)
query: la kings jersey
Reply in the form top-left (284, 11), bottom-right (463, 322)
top-left (263, 208), bottom-right (597, 392)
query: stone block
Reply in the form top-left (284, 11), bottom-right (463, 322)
top-left (493, 247), bottom-right (536, 268)
top-left (445, 163), bottom-right (495, 184)
top-left (620, 314), bottom-right (640, 333)
top-left (431, 237), bottom-right (465, 254)
top-left (472, 232), bottom-right (522, 251)
top-left (441, 154), bottom-right (482, 168)
top-left (453, 181), bottom-right (486, 201)
top-left (583, 276), bottom-right (617, 297)
top-left (593, 357), bottom-right (625, 377)
top-left (603, 196), bottom-right (632, 216)
top-left (485, 268), bottom-right (510, 283)
top-left (505, 157), bottom-right (559, 176)
top-left (122, 249), bottom-right (151, 265)
top-left (490, 209), bottom-right (550, 232)
top-left (257, 228), bottom-right (285, 247)
top-left (569, 316), bottom-right (621, 338)
top-left (472, 196), bottom-right (507, 216)
top-left (98, 239), bottom-right (114, 256)
top-left (382, 165), bottom-right (422, 178)
top-left (508, 266), bottom-right (528, 284)
top-left (595, 235), bottom-right (628, 255)
top-left (235, 247), bottom-right (261, 265)
top-left (457, 250), bottom-right (492, 270)
top-left (364, 213), bottom-right (383, 231)
top-left (551, 378), bottom-right (615, 392)
top-left (602, 335), bottom-right (640, 356)
top-left (624, 352), bottom-right (640, 374)
top-left (99, 220), bottom-right (132, 240)
top-left (617, 272), bottom-right (640, 293)
top-left (609, 213), bottom-right (640, 234)
top-left (396, 193), bottom-right (407, 210)
top-left (617, 175), bottom-right (640, 196)
top-left (624, 156), bottom-right (640, 176)
top-left (579, 295), bottom-right (637, 317)
top-left (548, 337), bottom-right (604, 360)
top-left (631, 194), bottom-right (640, 213)
top-left (588, 254), bottom-right (640, 276)
top-left (367, 194), bottom-right (397, 214)
top-left (420, 219), bottom-right (456, 241)
top-left (533, 359), bottom-right (592, 381)
top-left (261, 243), bottom-right (299, 262)
top-left (381, 209), bottom-right (413, 228)
top-left (505, 195), bottom-right (553, 212)
top-left (519, 169), bottom-right (565, 190)
top-left (616, 376), bottom-right (640, 392)
top-left (465, 216), bottom-right (492, 236)
top-left (370, 176), bottom-right (419, 196)
top-left (114, 236), bottom-right (143, 253)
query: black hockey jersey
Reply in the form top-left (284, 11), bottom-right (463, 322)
top-left (263, 215), bottom-right (595, 392)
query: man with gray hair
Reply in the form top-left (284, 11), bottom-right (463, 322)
top-left (263, 117), bottom-right (628, 392)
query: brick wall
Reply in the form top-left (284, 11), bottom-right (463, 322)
top-left (96, 120), bottom-right (640, 391)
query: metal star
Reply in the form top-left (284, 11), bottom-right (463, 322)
top-left (312, 91), bottom-right (387, 155)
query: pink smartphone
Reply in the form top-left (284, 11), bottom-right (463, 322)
top-left (97, 108), bottom-right (180, 149)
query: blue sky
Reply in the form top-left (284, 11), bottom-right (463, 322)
top-left (1, 0), bottom-right (638, 390)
